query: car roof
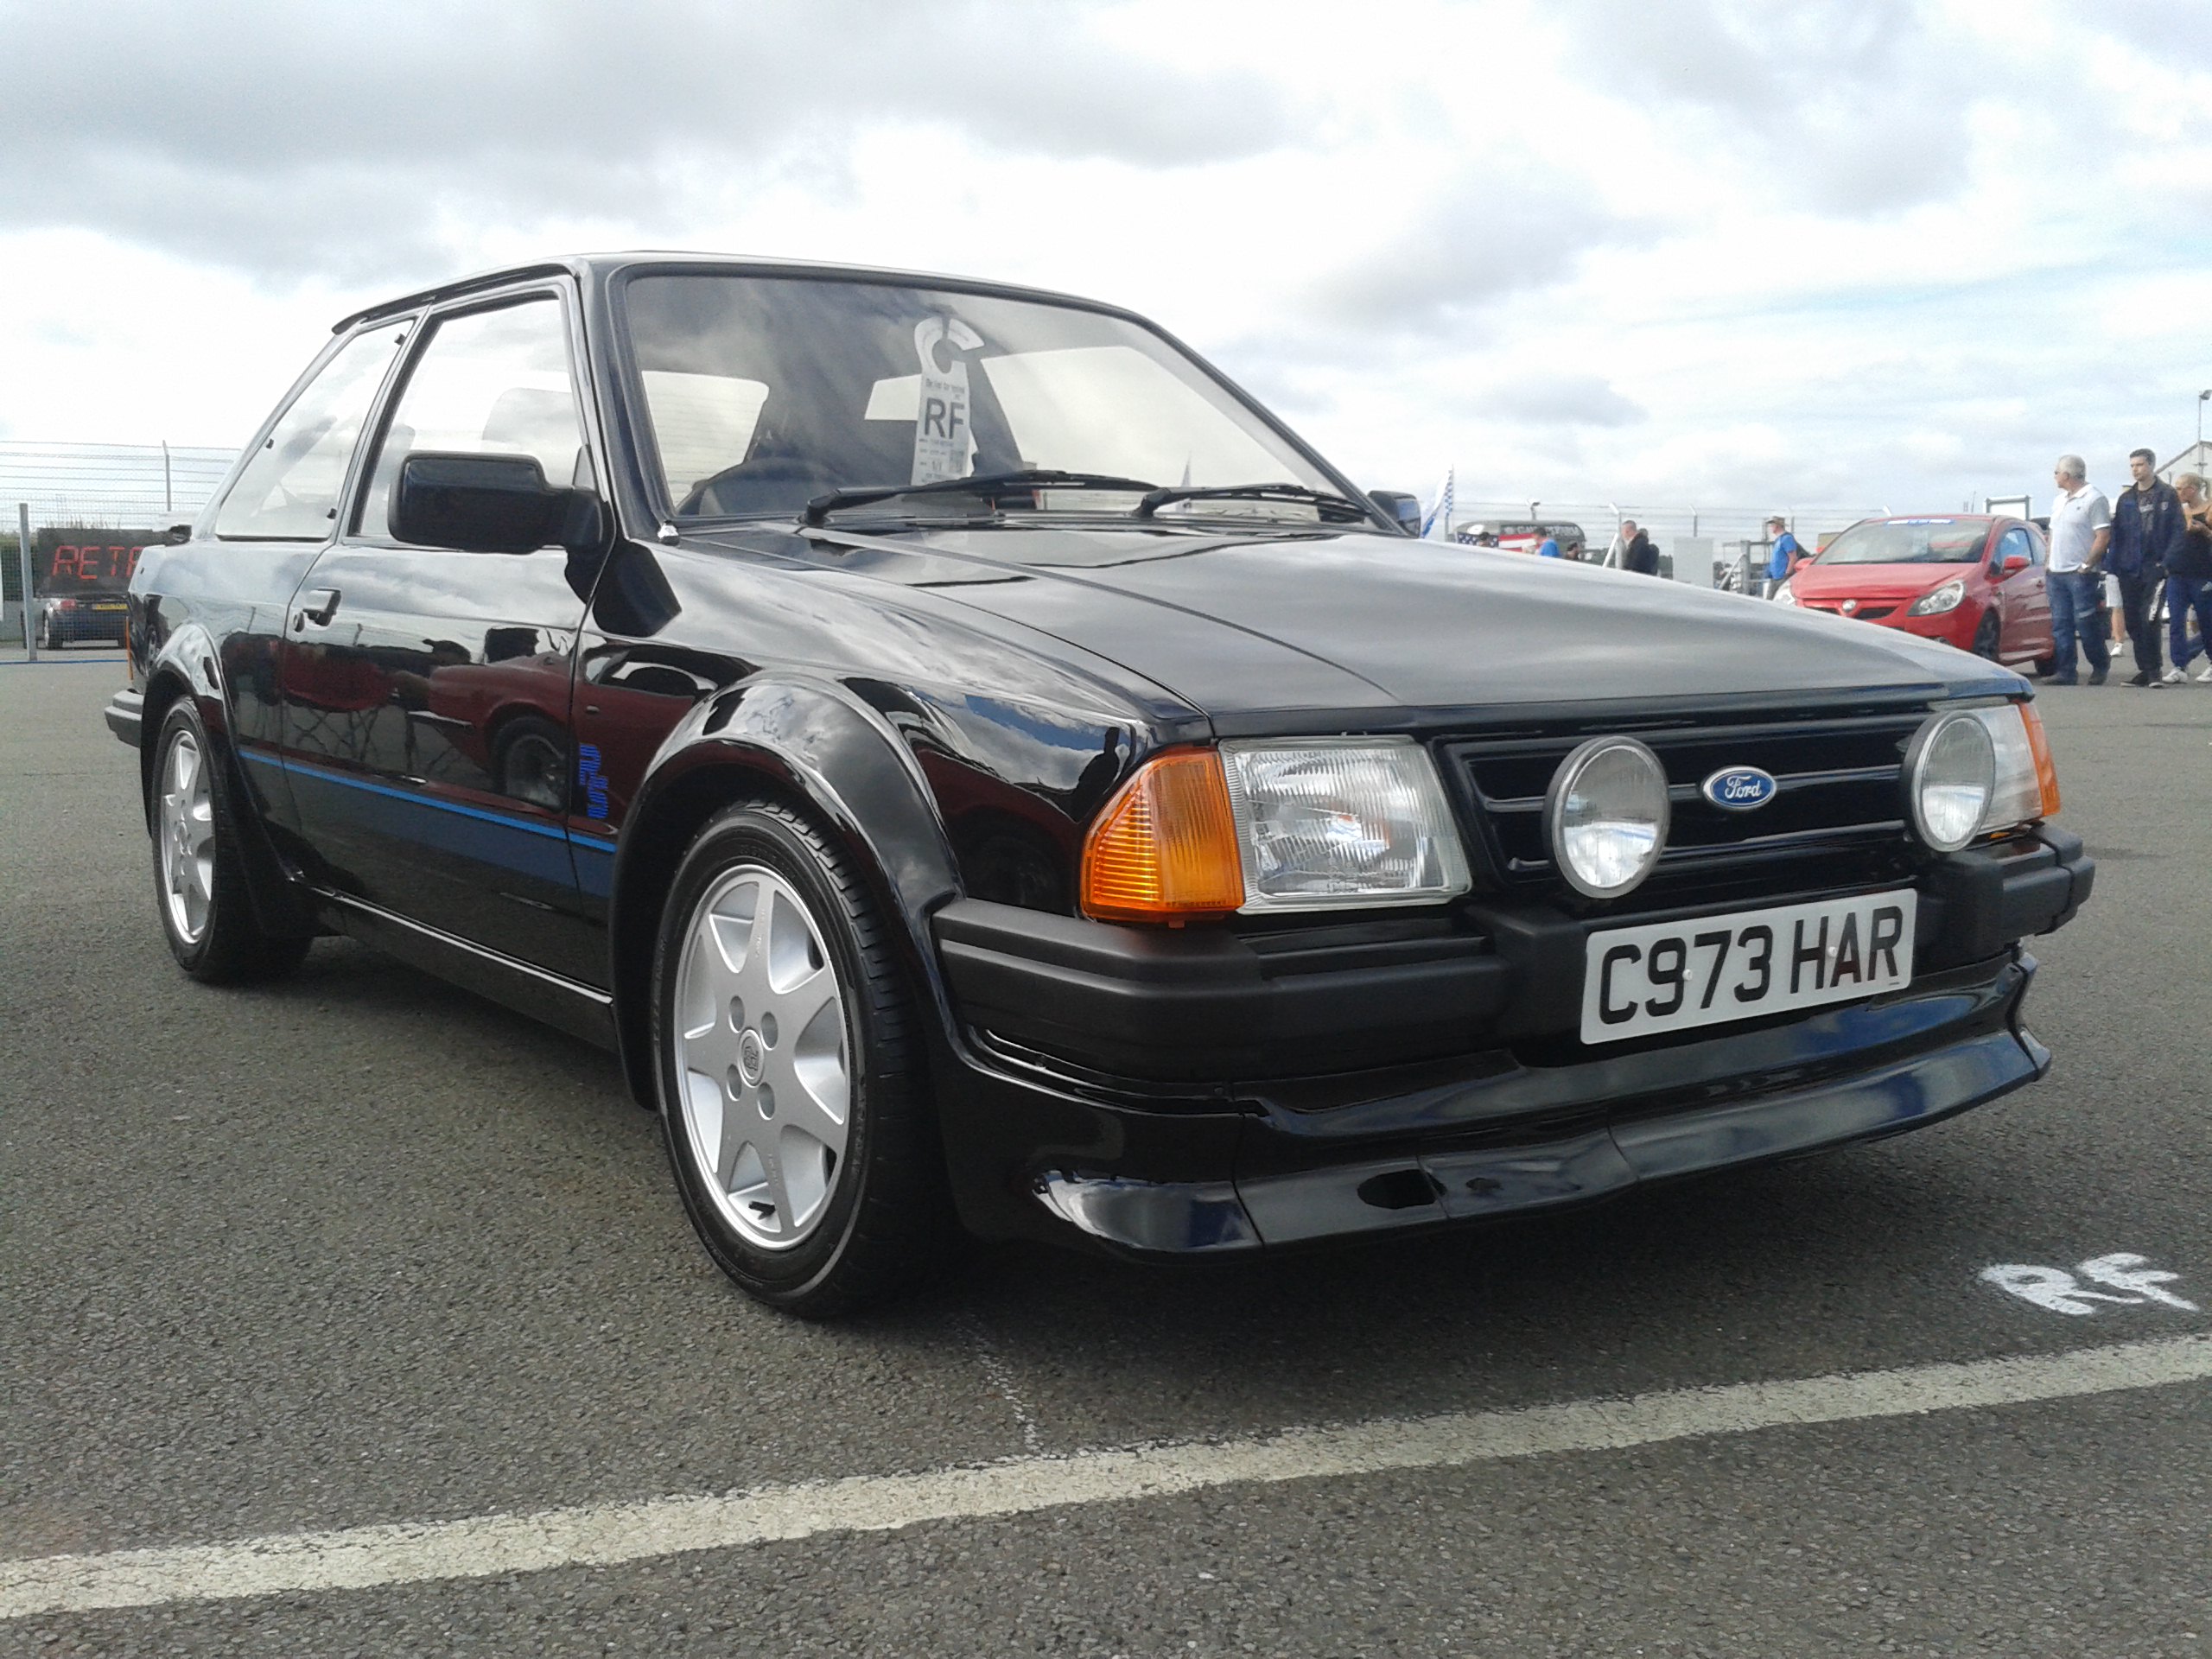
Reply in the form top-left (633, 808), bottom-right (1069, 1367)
top-left (329, 251), bottom-right (1128, 334)
top-left (1865, 514), bottom-right (1999, 524)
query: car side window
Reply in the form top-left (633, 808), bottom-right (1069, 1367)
top-left (213, 322), bottom-right (409, 540)
top-left (1999, 527), bottom-right (2035, 569)
top-left (354, 296), bottom-right (584, 543)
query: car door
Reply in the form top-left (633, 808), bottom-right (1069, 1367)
top-left (179, 319), bottom-right (412, 842)
top-left (276, 287), bottom-right (601, 982)
top-left (1991, 524), bottom-right (2050, 659)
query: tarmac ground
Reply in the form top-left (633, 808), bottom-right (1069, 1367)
top-left (3, 645), bottom-right (2208, 1656)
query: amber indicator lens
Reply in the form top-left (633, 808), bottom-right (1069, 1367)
top-left (1079, 748), bottom-right (1244, 923)
top-left (2018, 700), bottom-right (2061, 819)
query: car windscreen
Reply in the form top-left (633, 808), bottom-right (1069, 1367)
top-left (620, 273), bottom-right (1336, 524)
top-left (1815, 520), bottom-right (1990, 565)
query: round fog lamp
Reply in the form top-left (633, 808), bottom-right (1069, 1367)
top-left (1546, 736), bottom-right (1670, 898)
top-left (1908, 711), bottom-right (1996, 852)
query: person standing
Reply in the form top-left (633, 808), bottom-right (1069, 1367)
top-left (1535, 530), bottom-right (1562, 559)
top-left (2044, 455), bottom-right (2113, 685)
top-left (2165, 472), bottom-right (2212, 682)
top-left (1620, 519), bottom-right (1659, 575)
top-left (2107, 447), bottom-right (2183, 685)
top-left (1764, 516), bottom-right (1804, 595)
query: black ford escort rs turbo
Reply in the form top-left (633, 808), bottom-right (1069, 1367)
top-left (106, 254), bottom-right (2093, 1315)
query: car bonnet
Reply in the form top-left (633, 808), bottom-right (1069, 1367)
top-left (776, 523), bottom-right (2012, 721)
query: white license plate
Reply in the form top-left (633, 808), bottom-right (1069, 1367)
top-left (1579, 888), bottom-right (1916, 1045)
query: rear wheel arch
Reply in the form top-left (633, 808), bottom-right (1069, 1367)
top-left (138, 652), bottom-right (316, 939)
top-left (137, 668), bottom-right (198, 830)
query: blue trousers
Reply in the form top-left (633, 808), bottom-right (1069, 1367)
top-left (2048, 569), bottom-right (2109, 679)
top-left (2169, 575), bottom-right (2212, 669)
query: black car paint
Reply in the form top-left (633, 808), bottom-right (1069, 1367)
top-left (114, 253), bottom-right (2092, 1261)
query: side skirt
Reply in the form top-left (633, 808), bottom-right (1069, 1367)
top-left (318, 891), bottom-right (619, 1051)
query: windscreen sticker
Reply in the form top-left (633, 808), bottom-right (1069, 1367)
top-left (912, 317), bottom-right (983, 485)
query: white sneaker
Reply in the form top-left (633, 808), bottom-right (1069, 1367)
top-left (2162, 665), bottom-right (2188, 684)
top-left (2196, 663), bottom-right (2212, 683)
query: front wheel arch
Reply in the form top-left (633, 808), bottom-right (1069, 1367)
top-left (608, 726), bottom-right (961, 1114)
top-left (1971, 608), bottom-right (2003, 659)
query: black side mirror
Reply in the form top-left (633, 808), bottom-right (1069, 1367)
top-left (1367, 489), bottom-right (1423, 535)
top-left (392, 452), bottom-right (601, 555)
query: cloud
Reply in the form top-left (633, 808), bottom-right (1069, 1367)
top-left (0, 0), bottom-right (1303, 283)
top-left (1557, 0), bottom-right (1978, 215)
top-left (3, 0), bottom-right (2207, 525)
top-left (1304, 168), bottom-right (1633, 333)
top-left (1479, 373), bottom-right (1648, 429)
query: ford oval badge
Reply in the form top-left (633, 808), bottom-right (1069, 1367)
top-left (1701, 766), bottom-right (1777, 811)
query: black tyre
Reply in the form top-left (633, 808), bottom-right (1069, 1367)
top-left (149, 700), bottom-right (313, 985)
top-left (651, 799), bottom-right (954, 1317)
top-left (1971, 610), bottom-right (2002, 660)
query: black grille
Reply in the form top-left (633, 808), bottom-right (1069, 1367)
top-left (1443, 709), bottom-right (1929, 893)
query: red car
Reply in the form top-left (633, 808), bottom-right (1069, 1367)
top-left (1777, 515), bottom-right (2056, 675)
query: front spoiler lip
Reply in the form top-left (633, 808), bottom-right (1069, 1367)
top-left (1012, 951), bottom-right (2045, 1258)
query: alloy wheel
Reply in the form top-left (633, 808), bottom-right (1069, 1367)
top-left (672, 863), bottom-right (851, 1250)
top-left (159, 729), bottom-right (216, 944)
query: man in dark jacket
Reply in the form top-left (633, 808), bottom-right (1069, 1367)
top-left (2107, 447), bottom-right (2183, 685)
top-left (1620, 519), bottom-right (1659, 575)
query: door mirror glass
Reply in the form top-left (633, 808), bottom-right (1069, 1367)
top-left (391, 452), bottom-right (597, 554)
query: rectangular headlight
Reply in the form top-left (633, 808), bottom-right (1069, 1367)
top-left (1218, 738), bottom-right (1471, 912)
top-left (1974, 702), bottom-right (2058, 834)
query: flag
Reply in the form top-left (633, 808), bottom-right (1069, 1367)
top-left (1420, 467), bottom-right (1455, 540)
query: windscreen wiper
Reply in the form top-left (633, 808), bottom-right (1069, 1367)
top-left (1133, 481), bottom-right (1372, 522)
top-left (801, 470), bottom-right (1160, 527)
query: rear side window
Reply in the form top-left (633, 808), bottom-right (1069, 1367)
top-left (354, 297), bottom-right (583, 541)
top-left (213, 322), bottom-right (409, 540)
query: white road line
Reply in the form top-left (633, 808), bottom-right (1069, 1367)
top-left (957, 1310), bottom-right (1045, 1456)
top-left (7, 1332), bottom-right (2209, 1621)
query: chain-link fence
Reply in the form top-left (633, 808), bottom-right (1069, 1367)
top-left (1441, 498), bottom-right (1886, 556)
top-left (0, 441), bottom-right (238, 529)
top-left (2, 442), bottom-right (239, 647)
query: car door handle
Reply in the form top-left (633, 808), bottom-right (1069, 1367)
top-left (294, 588), bottom-right (342, 630)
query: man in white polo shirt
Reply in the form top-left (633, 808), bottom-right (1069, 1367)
top-left (2045, 454), bottom-right (2113, 685)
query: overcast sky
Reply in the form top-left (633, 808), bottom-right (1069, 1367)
top-left (3, 0), bottom-right (2207, 516)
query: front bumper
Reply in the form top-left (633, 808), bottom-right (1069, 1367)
top-left (931, 827), bottom-right (2092, 1255)
top-left (1799, 599), bottom-right (1976, 650)
top-left (104, 687), bottom-right (145, 747)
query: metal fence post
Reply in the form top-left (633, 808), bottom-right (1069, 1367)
top-left (17, 502), bottom-right (35, 659)
top-left (162, 441), bottom-right (173, 517)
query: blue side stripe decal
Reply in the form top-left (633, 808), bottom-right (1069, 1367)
top-left (245, 749), bottom-right (616, 853)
